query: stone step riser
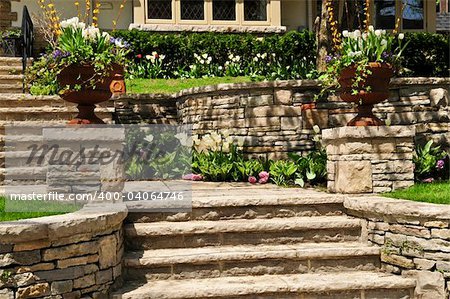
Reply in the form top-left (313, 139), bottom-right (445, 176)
top-left (127, 204), bottom-right (345, 223)
top-left (0, 101), bottom-right (76, 108)
top-left (124, 255), bottom-right (381, 282)
top-left (0, 87), bottom-right (23, 93)
top-left (0, 112), bottom-right (112, 122)
top-left (125, 227), bottom-right (362, 250)
top-left (0, 69), bottom-right (21, 75)
top-left (186, 288), bottom-right (415, 299)
top-left (0, 79), bottom-right (22, 85)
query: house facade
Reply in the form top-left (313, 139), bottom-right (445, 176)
top-left (2, 0), bottom-right (439, 33)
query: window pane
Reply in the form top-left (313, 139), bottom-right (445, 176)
top-left (148, 0), bottom-right (172, 19)
top-left (181, 0), bottom-right (205, 20)
top-left (375, 0), bottom-right (396, 29)
top-left (244, 0), bottom-right (267, 21)
top-left (213, 0), bottom-right (236, 20)
top-left (402, 0), bottom-right (424, 29)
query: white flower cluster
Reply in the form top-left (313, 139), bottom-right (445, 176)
top-left (342, 27), bottom-right (404, 40)
top-left (253, 53), bottom-right (267, 62)
top-left (60, 17), bottom-right (85, 30)
top-left (192, 131), bottom-right (244, 153)
top-left (194, 53), bottom-right (212, 65)
top-left (145, 51), bottom-right (166, 63)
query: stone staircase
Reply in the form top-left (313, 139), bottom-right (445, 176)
top-left (0, 57), bottom-right (24, 93)
top-left (113, 184), bottom-right (417, 298)
top-left (0, 57), bottom-right (114, 185)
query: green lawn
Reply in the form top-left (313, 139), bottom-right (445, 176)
top-left (0, 197), bottom-right (79, 222)
top-left (384, 182), bottom-right (450, 205)
top-left (126, 76), bottom-right (254, 94)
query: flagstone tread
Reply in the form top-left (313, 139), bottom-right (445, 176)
top-left (125, 216), bottom-right (362, 237)
top-left (124, 242), bottom-right (379, 267)
top-left (114, 272), bottom-right (416, 299)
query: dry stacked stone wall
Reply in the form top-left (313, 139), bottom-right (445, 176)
top-left (0, 204), bottom-right (127, 299)
top-left (114, 78), bottom-right (450, 158)
top-left (345, 197), bottom-right (450, 298)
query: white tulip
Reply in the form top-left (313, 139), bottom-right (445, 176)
top-left (381, 39), bottom-right (387, 46)
top-left (375, 29), bottom-right (382, 36)
top-left (398, 33), bottom-right (405, 40)
top-left (342, 30), bottom-right (349, 37)
top-left (368, 25), bottom-right (374, 32)
top-left (382, 30), bottom-right (386, 34)
top-left (354, 30), bottom-right (361, 37)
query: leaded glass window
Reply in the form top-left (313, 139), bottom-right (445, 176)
top-left (213, 0), bottom-right (236, 20)
top-left (375, 0), bottom-right (396, 29)
top-left (181, 0), bottom-right (205, 20)
top-left (148, 0), bottom-right (172, 19)
top-left (244, 0), bottom-right (267, 21)
top-left (402, 0), bottom-right (424, 29)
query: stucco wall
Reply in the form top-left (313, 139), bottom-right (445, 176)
top-left (11, 0), bottom-right (132, 30)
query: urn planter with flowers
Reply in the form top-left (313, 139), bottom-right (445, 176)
top-left (320, 27), bottom-right (408, 126)
top-left (51, 17), bottom-right (129, 124)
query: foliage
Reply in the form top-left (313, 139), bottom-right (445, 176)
top-left (318, 27), bottom-right (408, 98)
top-left (288, 150), bottom-right (327, 187)
top-left (384, 182), bottom-right (450, 205)
top-left (269, 160), bottom-right (298, 186)
top-left (413, 140), bottom-right (448, 181)
top-left (0, 28), bottom-right (21, 42)
top-left (124, 126), bottom-right (192, 180)
top-left (111, 30), bottom-right (317, 80)
top-left (397, 33), bottom-right (450, 77)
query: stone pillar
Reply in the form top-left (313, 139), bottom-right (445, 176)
top-left (322, 126), bottom-right (415, 194)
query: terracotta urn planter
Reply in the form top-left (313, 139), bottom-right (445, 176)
top-left (338, 62), bottom-right (394, 126)
top-left (57, 64), bottom-right (126, 124)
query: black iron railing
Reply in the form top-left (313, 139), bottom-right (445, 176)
top-left (21, 6), bottom-right (33, 92)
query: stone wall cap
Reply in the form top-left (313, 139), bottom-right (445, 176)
top-left (390, 77), bottom-right (450, 87)
top-left (0, 203), bottom-right (128, 244)
top-left (344, 196), bottom-right (450, 220)
top-left (322, 126), bottom-right (416, 141)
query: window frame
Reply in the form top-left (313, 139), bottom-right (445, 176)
top-left (242, 0), bottom-right (271, 24)
top-left (146, 0), bottom-right (176, 23)
top-left (177, 0), bottom-right (208, 24)
top-left (209, 0), bottom-right (240, 24)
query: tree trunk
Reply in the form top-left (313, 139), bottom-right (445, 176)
top-left (316, 0), bottom-right (332, 73)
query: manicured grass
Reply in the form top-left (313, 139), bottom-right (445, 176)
top-left (0, 197), bottom-right (78, 222)
top-left (126, 76), bottom-right (254, 94)
top-left (384, 182), bottom-right (450, 205)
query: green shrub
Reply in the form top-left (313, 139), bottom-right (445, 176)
top-left (413, 140), bottom-right (449, 182)
top-left (111, 30), bottom-right (317, 80)
top-left (397, 33), bottom-right (450, 77)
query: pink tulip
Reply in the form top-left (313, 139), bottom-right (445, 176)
top-left (248, 176), bottom-right (257, 184)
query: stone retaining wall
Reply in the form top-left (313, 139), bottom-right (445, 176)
top-left (114, 78), bottom-right (450, 159)
top-left (0, 0), bottom-right (17, 30)
top-left (345, 197), bottom-right (450, 298)
top-left (0, 204), bottom-right (127, 299)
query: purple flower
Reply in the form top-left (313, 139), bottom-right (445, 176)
top-left (52, 49), bottom-right (70, 59)
top-left (325, 55), bottom-right (333, 63)
top-left (437, 159), bottom-right (445, 170)
top-left (381, 52), bottom-right (392, 60)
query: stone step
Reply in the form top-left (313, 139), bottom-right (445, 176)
top-left (0, 74), bottom-right (23, 85)
top-left (113, 271), bottom-right (416, 299)
top-left (0, 66), bottom-right (22, 75)
top-left (0, 57), bottom-right (23, 67)
top-left (0, 93), bottom-right (115, 108)
top-left (0, 83), bottom-right (23, 93)
top-left (0, 107), bottom-right (113, 122)
top-left (124, 242), bottom-right (381, 281)
top-left (0, 166), bottom-right (47, 181)
top-left (126, 187), bottom-right (346, 223)
top-left (125, 216), bottom-right (362, 250)
top-left (1, 150), bottom-right (47, 167)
